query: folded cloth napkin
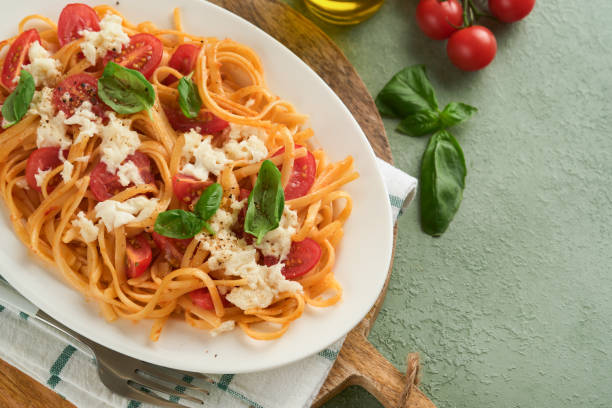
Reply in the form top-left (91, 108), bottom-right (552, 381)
top-left (0, 157), bottom-right (417, 408)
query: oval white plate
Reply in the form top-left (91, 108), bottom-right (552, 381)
top-left (0, 0), bottom-right (393, 373)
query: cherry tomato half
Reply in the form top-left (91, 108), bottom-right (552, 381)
top-left (273, 145), bottom-right (317, 200)
top-left (104, 33), bottom-right (163, 79)
top-left (57, 3), bottom-right (101, 47)
top-left (89, 151), bottom-right (154, 201)
top-left (126, 233), bottom-right (152, 279)
top-left (488, 0), bottom-right (535, 23)
top-left (415, 0), bottom-right (464, 40)
top-left (25, 147), bottom-right (64, 192)
top-left (53, 73), bottom-right (107, 118)
top-left (1, 29), bottom-right (41, 91)
top-left (189, 288), bottom-right (231, 311)
top-left (163, 105), bottom-right (230, 136)
top-left (162, 43), bottom-right (201, 85)
top-left (282, 238), bottom-right (322, 279)
top-left (172, 173), bottom-right (212, 204)
top-left (446, 26), bottom-right (497, 71)
top-left (152, 232), bottom-right (192, 267)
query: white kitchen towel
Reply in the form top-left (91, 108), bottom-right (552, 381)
top-left (0, 157), bottom-right (417, 408)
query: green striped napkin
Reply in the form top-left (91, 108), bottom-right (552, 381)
top-left (0, 158), bottom-right (416, 408)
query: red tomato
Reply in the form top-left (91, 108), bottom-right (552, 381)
top-left (162, 43), bottom-right (201, 85)
top-left (163, 105), bottom-right (229, 136)
top-left (89, 151), bottom-right (154, 201)
top-left (273, 146), bottom-right (317, 200)
top-left (189, 288), bottom-right (231, 311)
top-left (104, 33), bottom-right (163, 78)
top-left (172, 173), bottom-right (212, 204)
top-left (488, 0), bottom-right (535, 23)
top-left (446, 26), bottom-right (497, 71)
top-left (282, 238), bottom-right (322, 279)
top-left (53, 73), bottom-right (106, 118)
top-left (151, 232), bottom-right (192, 267)
top-left (126, 233), bottom-right (152, 278)
top-left (57, 3), bottom-right (101, 47)
top-left (25, 147), bottom-right (64, 192)
top-left (238, 188), bottom-right (251, 201)
top-left (415, 0), bottom-right (464, 40)
top-left (1, 29), bottom-right (41, 91)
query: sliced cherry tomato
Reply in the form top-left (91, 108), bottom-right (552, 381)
top-left (415, 0), bottom-right (464, 40)
top-left (488, 0), bottom-right (535, 23)
top-left (126, 233), bottom-right (152, 278)
top-left (281, 238), bottom-right (322, 279)
top-left (89, 151), bottom-right (154, 201)
top-left (189, 288), bottom-right (231, 311)
top-left (273, 145), bottom-right (317, 200)
top-left (162, 43), bottom-right (201, 85)
top-left (104, 33), bottom-right (163, 78)
top-left (1, 29), bottom-right (41, 91)
top-left (446, 26), bottom-right (497, 71)
top-left (57, 3), bottom-right (101, 47)
top-left (172, 173), bottom-right (212, 204)
top-left (53, 73), bottom-right (107, 118)
top-left (238, 188), bottom-right (251, 201)
top-left (163, 105), bottom-right (230, 136)
top-left (25, 147), bottom-right (64, 192)
top-left (152, 232), bottom-right (192, 267)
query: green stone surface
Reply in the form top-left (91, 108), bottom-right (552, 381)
top-left (283, 1), bottom-right (612, 407)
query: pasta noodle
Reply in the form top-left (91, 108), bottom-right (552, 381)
top-left (0, 5), bottom-right (358, 341)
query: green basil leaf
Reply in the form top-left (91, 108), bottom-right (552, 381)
top-left (2, 70), bottom-right (35, 129)
top-left (98, 62), bottom-right (155, 115)
top-left (375, 65), bottom-right (439, 118)
top-left (244, 160), bottom-right (285, 244)
top-left (420, 130), bottom-right (466, 237)
top-left (194, 183), bottom-right (223, 222)
top-left (177, 73), bottom-right (202, 119)
top-left (396, 109), bottom-right (441, 137)
top-left (439, 102), bottom-right (478, 129)
top-left (154, 209), bottom-right (206, 239)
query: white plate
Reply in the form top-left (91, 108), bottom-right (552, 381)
top-left (0, 0), bottom-right (393, 373)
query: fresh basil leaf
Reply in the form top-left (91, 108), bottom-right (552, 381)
top-left (2, 71), bottom-right (35, 129)
top-left (397, 109), bottom-right (441, 137)
top-left (244, 160), bottom-right (285, 244)
top-left (98, 62), bottom-right (155, 115)
top-left (439, 102), bottom-right (478, 129)
top-left (177, 73), bottom-right (202, 119)
top-left (194, 183), bottom-right (223, 222)
top-left (420, 130), bottom-right (466, 237)
top-left (375, 65), bottom-right (439, 118)
top-left (154, 209), bottom-right (206, 239)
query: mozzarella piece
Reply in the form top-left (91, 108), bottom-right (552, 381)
top-left (15, 179), bottom-right (29, 189)
top-left (181, 130), bottom-right (231, 181)
top-left (99, 113), bottom-right (141, 173)
top-left (22, 42), bottom-right (61, 87)
top-left (116, 160), bottom-right (144, 187)
top-left (210, 320), bottom-right (235, 337)
top-left (29, 87), bottom-right (56, 119)
top-left (223, 135), bottom-right (268, 163)
top-left (65, 101), bottom-right (102, 143)
top-left (94, 196), bottom-right (159, 231)
top-left (36, 111), bottom-right (71, 149)
top-left (71, 211), bottom-right (99, 243)
top-left (61, 160), bottom-right (73, 183)
top-left (79, 14), bottom-right (130, 65)
top-left (34, 168), bottom-right (52, 187)
top-left (255, 206), bottom-right (298, 261)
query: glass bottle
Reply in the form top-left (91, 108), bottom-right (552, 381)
top-left (303, 0), bottom-right (385, 25)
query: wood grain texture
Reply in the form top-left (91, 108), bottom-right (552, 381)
top-left (0, 1), bottom-right (435, 407)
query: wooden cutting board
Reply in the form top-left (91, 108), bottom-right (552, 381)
top-left (0, 1), bottom-right (436, 407)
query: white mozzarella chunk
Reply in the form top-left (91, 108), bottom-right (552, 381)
top-left (22, 42), bottom-right (61, 87)
top-left (254, 206), bottom-right (298, 261)
top-left (71, 211), bottom-right (99, 243)
top-left (80, 14), bottom-right (130, 65)
top-left (94, 196), bottom-right (159, 231)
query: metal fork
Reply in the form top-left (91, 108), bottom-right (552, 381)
top-left (0, 281), bottom-right (211, 407)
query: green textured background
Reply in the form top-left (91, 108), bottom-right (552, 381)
top-left (283, 1), bottom-right (612, 407)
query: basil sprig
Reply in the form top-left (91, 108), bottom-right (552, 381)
top-left (154, 183), bottom-right (222, 239)
top-left (376, 65), bottom-right (477, 236)
top-left (244, 160), bottom-right (284, 244)
top-left (177, 73), bottom-right (202, 119)
top-left (98, 62), bottom-right (155, 115)
top-left (2, 71), bottom-right (35, 129)
top-left (420, 130), bottom-right (466, 236)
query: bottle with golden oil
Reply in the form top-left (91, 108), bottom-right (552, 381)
top-left (303, 0), bottom-right (385, 25)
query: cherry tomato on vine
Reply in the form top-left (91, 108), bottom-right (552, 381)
top-left (488, 0), bottom-right (535, 23)
top-left (446, 26), bottom-right (497, 71)
top-left (415, 0), bottom-right (464, 41)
